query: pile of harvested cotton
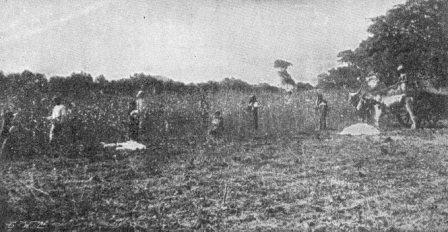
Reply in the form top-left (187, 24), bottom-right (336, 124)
top-left (339, 123), bottom-right (380, 136)
top-left (101, 140), bottom-right (147, 151)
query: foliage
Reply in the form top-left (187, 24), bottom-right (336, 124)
top-left (317, 66), bottom-right (362, 90)
top-left (296, 82), bottom-right (314, 91)
top-left (0, 71), bottom-right (355, 161)
top-left (220, 78), bottom-right (253, 92)
top-left (1, 70), bottom-right (282, 100)
top-left (278, 70), bottom-right (296, 87)
top-left (49, 72), bottom-right (94, 99)
top-left (1, 68), bottom-right (448, 230)
top-left (273, 59), bottom-right (292, 69)
top-left (321, 0), bottom-right (448, 88)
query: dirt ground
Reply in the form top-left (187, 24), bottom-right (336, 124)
top-left (2, 126), bottom-right (448, 231)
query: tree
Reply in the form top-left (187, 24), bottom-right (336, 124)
top-left (273, 59), bottom-right (292, 69)
top-left (0, 72), bottom-right (6, 99)
top-left (255, 83), bottom-right (280, 93)
top-left (94, 75), bottom-right (108, 93)
top-left (316, 66), bottom-right (362, 90)
top-left (221, 77), bottom-right (252, 92)
top-left (296, 82), bottom-right (314, 91)
top-left (337, 0), bottom-right (448, 87)
top-left (95, 75), bottom-right (107, 84)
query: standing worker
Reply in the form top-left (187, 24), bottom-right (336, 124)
top-left (315, 93), bottom-right (328, 131)
top-left (136, 87), bottom-right (146, 140)
top-left (128, 100), bottom-right (140, 141)
top-left (47, 96), bottom-right (68, 146)
top-left (30, 98), bottom-right (48, 156)
top-left (248, 95), bottom-right (259, 130)
top-left (67, 102), bottom-right (83, 144)
top-left (209, 111), bottom-right (224, 139)
top-left (0, 111), bottom-right (18, 160)
top-left (199, 93), bottom-right (210, 126)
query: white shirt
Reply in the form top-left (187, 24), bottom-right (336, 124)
top-left (136, 90), bottom-right (144, 98)
top-left (136, 98), bottom-right (145, 113)
top-left (50, 105), bottom-right (68, 123)
top-left (136, 90), bottom-right (146, 113)
top-left (251, 102), bottom-right (259, 108)
top-left (249, 101), bottom-right (259, 110)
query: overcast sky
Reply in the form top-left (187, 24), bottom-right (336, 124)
top-left (0, 0), bottom-right (406, 86)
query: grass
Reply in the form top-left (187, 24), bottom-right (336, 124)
top-left (2, 127), bottom-right (448, 231)
top-left (2, 89), bottom-right (448, 231)
top-left (1, 88), bottom-right (358, 147)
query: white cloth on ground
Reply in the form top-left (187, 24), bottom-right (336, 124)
top-left (339, 123), bottom-right (380, 136)
top-left (101, 140), bottom-right (146, 151)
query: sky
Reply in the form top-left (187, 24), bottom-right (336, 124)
top-left (0, 0), bottom-right (406, 86)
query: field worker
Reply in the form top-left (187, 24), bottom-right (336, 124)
top-left (136, 88), bottom-right (146, 135)
top-left (397, 65), bottom-right (406, 81)
top-left (136, 88), bottom-right (145, 112)
top-left (47, 96), bottom-right (68, 145)
top-left (31, 97), bottom-right (51, 155)
top-left (366, 71), bottom-right (387, 93)
top-left (163, 103), bottom-right (171, 134)
top-left (128, 100), bottom-right (139, 141)
top-left (0, 111), bottom-right (19, 160)
top-left (209, 110), bottom-right (224, 139)
top-left (248, 95), bottom-right (259, 130)
top-left (315, 93), bottom-right (328, 131)
top-left (67, 102), bottom-right (83, 144)
top-left (199, 94), bottom-right (210, 126)
top-left (397, 64), bottom-right (417, 91)
top-left (356, 95), bottom-right (368, 122)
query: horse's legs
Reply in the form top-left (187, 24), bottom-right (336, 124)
top-left (405, 97), bottom-right (418, 129)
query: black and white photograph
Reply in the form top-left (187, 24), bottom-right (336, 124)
top-left (1, 0), bottom-right (448, 231)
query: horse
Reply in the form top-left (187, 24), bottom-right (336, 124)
top-left (348, 78), bottom-right (418, 129)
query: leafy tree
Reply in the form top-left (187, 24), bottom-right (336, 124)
top-left (296, 82), bottom-right (314, 91)
top-left (48, 72), bottom-right (93, 98)
top-left (0, 72), bottom-right (6, 99)
top-left (94, 75), bottom-right (108, 94)
top-left (255, 83), bottom-right (280, 93)
top-left (337, 0), bottom-right (448, 87)
top-left (274, 59), bottom-right (296, 89)
top-left (316, 66), bottom-right (362, 90)
top-left (95, 75), bottom-right (107, 84)
top-left (221, 77), bottom-right (252, 92)
top-left (68, 72), bottom-right (94, 97)
top-left (4, 71), bottom-right (48, 107)
top-left (2, 69), bottom-right (282, 99)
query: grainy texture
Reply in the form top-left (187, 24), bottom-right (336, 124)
top-left (2, 121), bottom-right (448, 231)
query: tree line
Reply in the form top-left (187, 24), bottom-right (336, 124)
top-left (0, 70), bottom-right (292, 104)
top-left (0, 67), bottom-right (319, 106)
